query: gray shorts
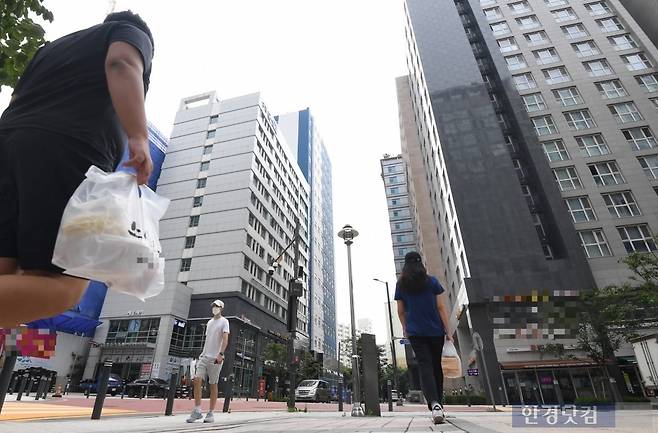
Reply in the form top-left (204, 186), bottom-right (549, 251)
top-left (194, 356), bottom-right (223, 384)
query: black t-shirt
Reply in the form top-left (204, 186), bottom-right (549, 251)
top-left (0, 21), bottom-right (153, 169)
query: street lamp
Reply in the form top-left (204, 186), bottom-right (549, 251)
top-left (373, 278), bottom-right (403, 406)
top-left (337, 224), bottom-right (364, 417)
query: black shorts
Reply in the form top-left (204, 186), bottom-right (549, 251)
top-left (0, 128), bottom-right (114, 273)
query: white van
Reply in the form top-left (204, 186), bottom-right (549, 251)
top-left (294, 379), bottom-right (331, 402)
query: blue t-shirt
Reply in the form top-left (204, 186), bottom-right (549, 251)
top-left (394, 276), bottom-right (445, 337)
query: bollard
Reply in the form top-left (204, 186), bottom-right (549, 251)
top-left (0, 355), bottom-right (17, 414)
top-left (338, 381), bottom-right (344, 412)
top-left (222, 375), bottom-right (234, 413)
top-left (25, 378), bottom-right (34, 396)
top-left (387, 380), bottom-right (393, 412)
top-left (164, 373), bottom-right (178, 416)
top-left (8, 375), bottom-right (16, 395)
top-left (91, 361), bottom-right (112, 420)
top-left (16, 374), bottom-right (28, 401)
top-left (43, 377), bottom-right (52, 399)
top-left (34, 378), bottom-right (45, 401)
top-left (85, 386), bottom-right (90, 398)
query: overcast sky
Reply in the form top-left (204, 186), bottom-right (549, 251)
top-left (0, 0), bottom-right (409, 345)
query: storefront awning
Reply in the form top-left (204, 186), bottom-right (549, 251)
top-left (500, 358), bottom-right (597, 370)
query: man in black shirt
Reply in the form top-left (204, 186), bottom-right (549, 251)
top-left (0, 11), bottom-right (155, 327)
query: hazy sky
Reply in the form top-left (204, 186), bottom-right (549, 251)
top-left (0, 0), bottom-right (409, 344)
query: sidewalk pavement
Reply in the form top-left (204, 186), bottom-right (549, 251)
top-left (0, 408), bottom-right (655, 433)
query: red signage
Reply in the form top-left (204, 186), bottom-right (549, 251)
top-left (258, 378), bottom-right (266, 398)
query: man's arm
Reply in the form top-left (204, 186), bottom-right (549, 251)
top-left (105, 41), bottom-right (152, 184)
top-left (436, 293), bottom-right (453, 341)
top-left (216, 331), bottom-right (229, 364)
top-left (396, 300), bottom-right (406, 337)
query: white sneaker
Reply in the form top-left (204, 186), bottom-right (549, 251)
top-left (204, 412), bottom-right (214, 423)
top-left (431, 404), bottom-right (445, 424)
top-left (186, 408), bottom-right (203, 423)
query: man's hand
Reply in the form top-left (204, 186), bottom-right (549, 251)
top-left (123, 136), bottom-right (152, 185)
top-left (215, 354), bottom-right (224, 364)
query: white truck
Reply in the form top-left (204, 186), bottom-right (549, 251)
top-left (631, 333), bottom-right (658, 397)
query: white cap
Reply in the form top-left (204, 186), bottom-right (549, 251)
top-left (211, 299), bottom-right (224, 308)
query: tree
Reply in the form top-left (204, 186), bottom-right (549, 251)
top-left (262, 342), bottom-right (287, 396)
top-left (1, 0), bottom-right (53, 89)
top-left (298, 350), bottom-right (322, 382)
top-left (577, 244), bottom-right (658, 397)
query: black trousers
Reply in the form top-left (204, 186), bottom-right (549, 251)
top-left (409, 335), bottom-right (445, 410)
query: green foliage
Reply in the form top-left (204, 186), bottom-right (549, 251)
top-left (297, 351), bottom-right (322, 381)
top-left (1, 0), bottom-right (53, 89)
top-left (578, 244), bottom-right (658, 364)
top-left (574, 396), bottom-right (613, 406)
top-left (263, 343), bottom-right (287, 378)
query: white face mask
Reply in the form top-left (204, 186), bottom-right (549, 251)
top-left (212, 306), bottom-right (222, 316)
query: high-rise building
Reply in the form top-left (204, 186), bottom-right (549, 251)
top-left (83, 92), bottom-right (311, 398)
top-left (276, 109), bottom-right (337, 362)
top-left (337, 322), bottom-right (352, 368)
top-left (380, 155), bottom-right (419, 275)
top-left (357, 318), bottom-right (374, 335)
top-left (382, 302), bottom-right (407, 369)
top-left (400, 0), bottom-right (658, 404)
top-left (618, 0), bottom-right (658, 50)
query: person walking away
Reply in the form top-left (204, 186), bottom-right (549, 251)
top-left (0, 11), bottom-right (154, 328)
top-left (395, 251), bottom-right (453, 424)
top-left (187, 300), bottom-right (230, 423)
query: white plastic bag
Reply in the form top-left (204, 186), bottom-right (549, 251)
top-left (52, 166), bottom-right (170, 300)
top-left (442, 340), bottom-right (463, 378)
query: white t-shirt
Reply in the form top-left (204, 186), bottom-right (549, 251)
top-left (201, 316), bottom-right (230, 358)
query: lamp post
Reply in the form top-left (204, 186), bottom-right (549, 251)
top-left (337, 224), bottom-right (364, 417)
top-left (373, 278), bottom-right (402, 406)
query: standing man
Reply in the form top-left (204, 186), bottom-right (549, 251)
top-left (187, 300), bottom-right (230, 423)
top-left (0, 11), bottom-right (154, 328)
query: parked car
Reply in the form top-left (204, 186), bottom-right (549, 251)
top-left (78, 374), bottom-right (124, 396)
top-left (124, 379), bottom-right (169, 398)
top-left (295, 379), bottom-right (331, 402)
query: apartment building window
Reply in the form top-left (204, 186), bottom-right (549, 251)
top-left (553, 7), bottom-right (577, 22)
top-left (609, 102), bottom-right (643, 124)
top-left (585, 1), bottom-right (611, 16)
top-left (651, 98), bottom-right (658, 111)
top-left (572, 40), bottom-right (600, 57)
top-left (595, 79), bottom-right (627, 98)
top-left (618, 225), bottom-right (657, 253)
top-left (524, 31), bottom-right (550, 46)
top-left (203, 145), bottom-right (213, 155)
top-left (553, 166), bottom-right (582, 191)
top-left (608, 34), bottom-right (637, 51)
top-left (543, 66), bottom-right (571, 84)
top-left (534, 48), bottom-right (560, 65)
top-left (491, 21), bottom-right (511, 36)
top-left (578, 230), bottom-right (612, 257)
top-left (583, 59), bottom-right (613, 77)
top-left (197, 178), bottom-right (207, 189)
top-left (209, 115), bottom-right (218, 124)
top-left (512, 159), bottom-right (526, 178)
top-left (189, 215), bottom-right (200, 227)
top-left (623, 127), bottom-right (657, 150)
top-left (509, 1), bottom-right (531, 14)
top-left (636, 74), bottom-right (658, 92)
top-left (207, 130), bottom-right (216, 139)
top-left (544, 0), bottom-right (568, 6)
top-left (498, 37), bottom-right (519, 53)
top-left (506, 54), bottom-right (527, 71)
top-left (621, 53), bottom-right (652, 71)
top-left (638, 155), bottom-right (658, 179)
top-left (542, 139), bottom-right (570, 161)
top-left (193, 196), bottom-right (204, 207)
top-left (200, 161), bottom-right (210, 171)
top-left (562, 23), bottom-right (589, 39)
top-left (532, 115), bottom-right (558, 136)
top-left (480, 0), bottom-right (496, 6)
top-left (553, 86), bottom-right (583, 106)
top-left (484, 7), bottom-right (503, 21)
top-left (564, 109), bottom-right (596, 130)
top-left (566, 196), bottom-right (596, 222)
top-left (184, 236), bottom-right (196, 249)
top-left (576, 134), bottom-right (610, 156)
top-left (589, 161), bottom-right (625, 186)
top-left (602, 191), bottom-right (641, 218)
top-left (180, 258), bottom-right (192, 272)
top-left (516, 15), bottom-right (539, 30)
top-left (522, 93), bottom-right (546, 112)
top-left (513, 72), bottom-right (537, 90)
top-left (597, 17), bottom-right (623, 33)
top-left (521, 185), bottom-right (535, 207)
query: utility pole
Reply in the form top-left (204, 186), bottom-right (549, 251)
top-left (374, 278), bottom-right (402, 406)
top-left (285, 216), bottom-right (303, 411)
